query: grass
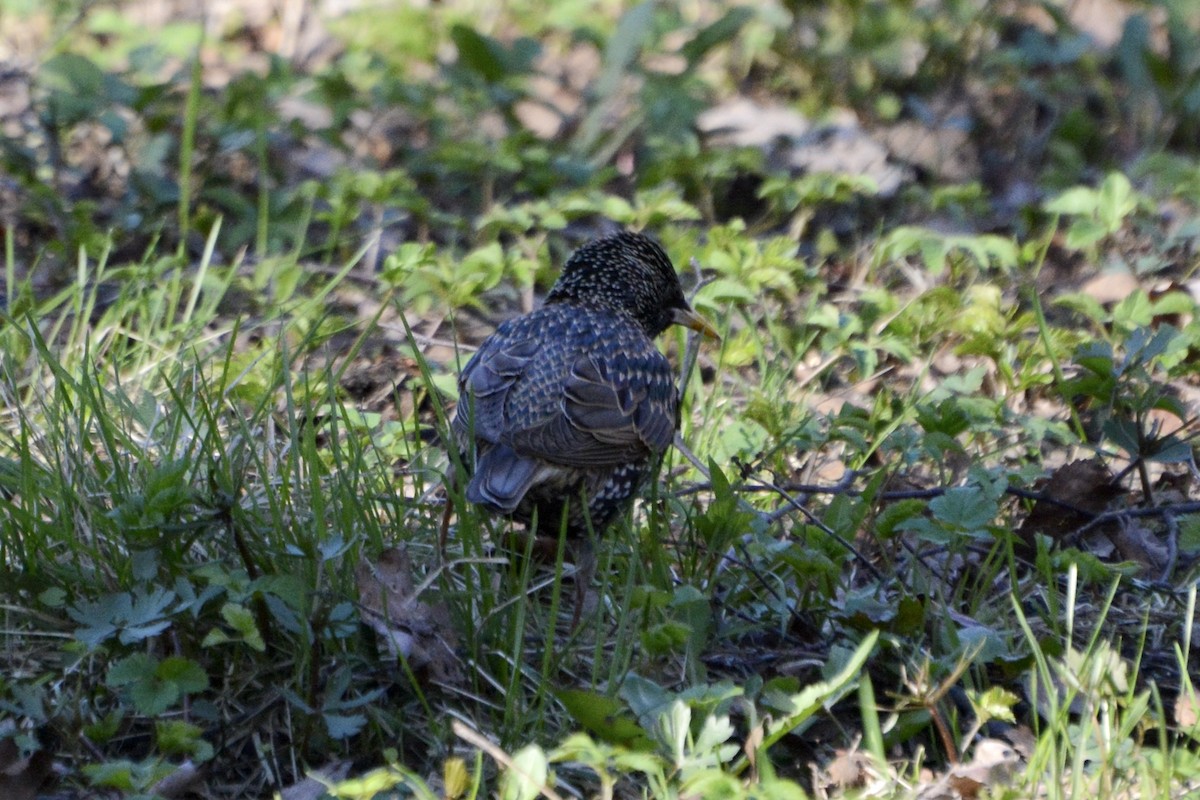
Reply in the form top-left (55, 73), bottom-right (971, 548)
top-left (3, 224), bottom-right (1197, 798)
top-left (2, 0), bottom-right (1200, 798)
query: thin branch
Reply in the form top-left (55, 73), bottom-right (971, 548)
top-left (452, 720), bottom-right (564, 800)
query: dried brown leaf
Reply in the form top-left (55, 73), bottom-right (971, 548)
top-left (1017, 458), bottom-right (1123, 551)
top-left (1176, 688), bottom-right (1200, 730)
top-left (355, 547), bottom-right (463, 684)
top-left (821, 748), bottom-right (874, 791)
top-left (920, 739), bottom-right (1019, 800)
top-left (1108, 517), bottom-right (1170, 576)
top-left (0, 736), bottom-right (53, 800)
top-left (280, 761), bottom-right (352, 800)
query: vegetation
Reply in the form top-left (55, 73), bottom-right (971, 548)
top-left (1, 0), bottom-right (1199, 798)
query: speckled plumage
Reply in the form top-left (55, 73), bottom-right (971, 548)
top-left (450, 232), bottom-right (714, 538)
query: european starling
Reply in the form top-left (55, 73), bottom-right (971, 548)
top-left (449, 231), bottom-right (718, 542)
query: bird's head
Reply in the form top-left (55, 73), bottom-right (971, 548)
top-left (546, 232), bottom-right (719, 340)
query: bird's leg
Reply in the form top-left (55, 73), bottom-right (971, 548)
top-left (568, 536), bottom-right (596, 631)
top-left (438, 494), bottom-right (454, 561)
top-left (439, 470), bottom-right (458, 562)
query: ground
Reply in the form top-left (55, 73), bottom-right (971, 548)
top-left (0, 1), bottom-right (1199, 798)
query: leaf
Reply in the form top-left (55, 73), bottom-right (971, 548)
top-left (219, 602), bottom-right (265, 651)
top-left (69, 593), bottom-right (129, 648)
top-left (692, 713), bottom-right (736, 757)
top-left (1044, 185), bottom-right (1098, 216)
top-left (969, 687), bottom-right (1019, 723)
top-left (660, 701), bottom-right (690, 764)
top-left (555, 690), bottom-right (652, 748)
top-left (129, 674), bottom-right (180, 717)
top-left (40, 53), bottom-right (107, 121)
top-left (620, 674), bottom-right (674, 733)
top-left (82, 760), bottom-right (137, 791)
top-left (450, 25), bottom-right (506, 83)
top-left (681, 7), bottom-right (755, 66)
top-left (120, 591), bottom-right (175, 644)
top-left (929, 486), bottom-right (997, 532)
top-left (752, 776), bottom-right (811, 800)
top-left (157, 657), bottom-right (208, 694)
top-left (595, 2), bottom-right (655, 99)
top-left (1065, 217), bottom-right (1107, 250)
top-left (107, 653), bottom-right (157, 688)
top-left (1103, 418), bottom-right (1141, 455)
top-left (874, 499), bottom-right (926, 539)
top-left (155, 720), bottom-right (212, 760)
top-left (679, 768), bottom-right (740, 797)
top-left (499, 744), bottom-right (548, 800)
top-left (1053, 292), bottom-right (1109, 326)
top-left (324, 713), bottom-right (367, 740)
top-left (918, 235), bottom-right (950, 276)
top-left (1148, 435), bottom-right (1193, 464)
top-left (760, 631), bottom-right (879, 749)
top-left (38, 587), bottom-right (66, 608)
top-left (1111, 290), bottom-right (1154, 329)
top-left (1097, 172), bottom-right (1136, 230)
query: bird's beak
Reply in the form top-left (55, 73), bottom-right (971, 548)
top-left (671, 305), bottom-right (721, 340)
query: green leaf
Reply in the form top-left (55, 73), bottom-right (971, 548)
top-left (219, 602), bottom-right (265, 651)
top-left (82, 760), bottom-right (137, 790)
top-left (39, 587), bottom-right (67, 608)
top-left (680, 768), bottom-right (740, 797)
top-left (641, 621), bottom-right (691, 656)
top-left (969, 687), bottom-right (1019, 723)
top-left (693, 713), bottom-right (736, 757)
top-left (83, 710), bottom-right (124, 744)
top-left (324, 712), bottom-right (367, 740)
top-left (157, 656), bottom-right (208, 694)
top-left (660, 700), bottom-right (690, 764)
top-left (41, 53), bottom-right (107, 122)
top-left (1097, 172), bottom-right (1136, 230)
top-left (121, 587), bottom-right (176, 643)
top-left (556, 690), bottom-right (653, 748)
top-left (928, 486), bottom-right (997, 531)
top-left (750, 776), bottom-right (810, 800)
top-left (874, 499), bottom-right (926, 539)
top-left (156, 720), bottom-right (213, 760)
top-left (1065, 217), bottom-right (1107, 250)
top-left (760, 630), bottom-right (879, 749)
top-left (450, 25), bottom-right (507, 83)
top-left (680, 7), bottom-right (755, 65)
top-left (1111, 291), bottom-right (1154, 329)
top-left (621, 674), bottom-right (674, 733)
top-left (1053, 292), bottom-right (1108, 325)
top-left (918, 236), bottom-right (950, 276)
top-left (1044, 185), bottom-right (1099, 216)
top-left (1148, 435), bottom-right (1193, 464)
top-left (107, 653), bottom-right (157, 687)
top-left (129, 673), bottom-right (180, 716)
top-left (695, 278), bottom-right (756, 306)
top-left (596, 2), bottom-right (655, 99)
top-left (500, 744), bottom-right (548, 800)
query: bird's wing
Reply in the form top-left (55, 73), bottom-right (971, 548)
top-left (508, 351), bottom-right (678, 468)
top-left (453, 335), bottom-right (540, 445)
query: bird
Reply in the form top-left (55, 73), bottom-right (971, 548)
top-left (447, 231), bottom-right (718, 548)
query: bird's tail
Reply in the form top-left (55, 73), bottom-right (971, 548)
top-left (465, 444), bottom-right (540, 514)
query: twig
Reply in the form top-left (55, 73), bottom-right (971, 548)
top-left (1161, 508), bottom-right (1179, 583)
top-left (677, 256), bottom-right (716, 404)
top-left (752, 475), bottom-right (886, 582)
top-left (452, 720), bottom-right (564, 800)
top-left (671, 476), bottom-right (1138, 522)
top-left (1062, 500), bottom-right (1200, 545)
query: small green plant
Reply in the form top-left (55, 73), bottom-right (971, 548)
top-left (874, 225), bottom-right (1020, 278)
top-left (1043, 172), bottom-right (1144, 256)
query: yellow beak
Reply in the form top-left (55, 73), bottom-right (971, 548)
top-left (671, 306), bottom-right (721, 340)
